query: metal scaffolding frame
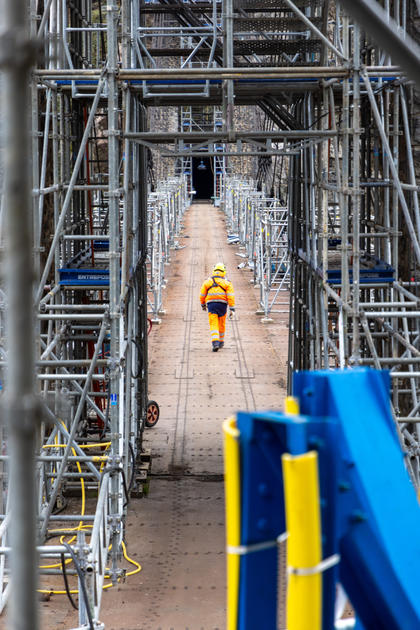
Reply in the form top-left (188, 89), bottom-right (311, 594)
top-left (147, 176), bottom-right (189, 322)
top-left (286, 3), bottom-right (420, 487)
top-left (1, 2), bottom-right (152, 627)
top-left (224, 178), bottom-right (290, 320)
top-left (1, 0), bottom-right (420, 627)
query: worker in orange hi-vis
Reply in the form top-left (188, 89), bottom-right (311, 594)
top-left (200, 262), bottom-right (235, 352)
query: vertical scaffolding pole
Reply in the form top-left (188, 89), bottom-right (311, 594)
top-left (107, 1), bottom-right (122, 580)
top-left (351, 24), bottom-right (361, 361)
top-left (341, 12), bottom-right (350, 362)
top-left (223, 0), bottom-right (234, 139)
top-left (320, 85), bottom-right (330, 368)
top-left (1, 1), bottom-right (39, 629)
top-left (137, 103), bottom-right (149, 445)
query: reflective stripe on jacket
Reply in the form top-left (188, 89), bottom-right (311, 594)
top-left (200, 274), bottom-right (235, 307)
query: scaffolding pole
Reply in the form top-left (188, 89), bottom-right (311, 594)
top-left (1, 1), bottom-right (39, 629)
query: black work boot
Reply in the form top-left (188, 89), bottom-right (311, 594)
top-left (212, 341), bottom-right (220, 352)
top-left (219, 342), bottom-right (224, 349)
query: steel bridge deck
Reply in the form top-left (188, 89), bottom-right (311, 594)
top-left (37, 202), bottom-right (288, 629)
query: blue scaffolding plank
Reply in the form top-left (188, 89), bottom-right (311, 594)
top-left (328, 256), bottom-right (394, 284)
top-left (93, 240), bottom-right (109, 251)
top-left (59, 268), bottom-right (109, 286)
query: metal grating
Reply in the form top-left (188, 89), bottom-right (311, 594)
top-left (234, 0), bottom-right (324, 9)
top-left (233, 17), bottom-right (323, 32)
top-left (234, 39), bottom-right (322, 56)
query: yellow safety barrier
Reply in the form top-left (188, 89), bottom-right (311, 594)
top-left (223, 416), bottom-right (241, 630)
top-left (282, 450), bottom-right (322, 630)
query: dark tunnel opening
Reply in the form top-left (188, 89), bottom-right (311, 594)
top-left (192, 157), bottom-right (213, 200)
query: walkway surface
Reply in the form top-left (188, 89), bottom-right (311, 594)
top-left (36, 202), bottom-right (289, 630)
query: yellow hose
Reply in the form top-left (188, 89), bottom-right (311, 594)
top-left (282, 451), bottom-right (322, 630)
top-left (40, 437), bottom-right (110, 569)
top-left (223, 416), bottom-right (241, 630)
top-left (38, 540), bottom-right (141, 595)
top-left (40, 445), bottom-right (86, 569)
top-left (39, 433), bottom-right (140, 596)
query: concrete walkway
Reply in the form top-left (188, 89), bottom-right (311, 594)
top-left (42, 203), bottom-right (289, 630)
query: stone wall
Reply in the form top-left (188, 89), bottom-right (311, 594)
top-left (148, 106), bottom-right (178, 189)
top-left (147, 103), bottom-right (260, 189)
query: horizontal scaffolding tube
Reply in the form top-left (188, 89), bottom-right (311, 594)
top-left (0, 455), bottom-right (107, 463)
top-left (390, 372), bottom-right (420, 377)
top-left (162, 151), bottom-right (299, 157)
top-left (37, 374), bottom-right (105, 380)
top-left (46, 472), bottom-right (103, 479)
top-left (41, 304), bottom-right (107, 310)
top-left (62, 234), bottom-right (110, 240)
top-left (126, 130), bottom-right (338, 142)
top-left (38, 455), bottom-right (107, 462)
top-left (37, 360), bottom-right (107, 366)
top-left (0, 514), bottom-right (96, 522)
top-left (37, 314), bottom-right (105, 320)
top-left (359, 302), bottom-right (419, 308)
top-left (364, 311), bottom-right (420, 318)
top-left (35, 66), bottom-right (401, 80)
top-left (0, 546), bottom-right (74, 556)
top-left (359, 357), bottom-right (420, 364)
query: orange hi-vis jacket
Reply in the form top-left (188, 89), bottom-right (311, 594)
top-left (200, 274), bottom-right (235, 307)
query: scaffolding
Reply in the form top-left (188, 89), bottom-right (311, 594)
top-left (1, 2), bottom-right (152, 627)
top-left (147, 176), bottom-right (189, 322)
top-left (224, 177), bottom-right (290, 320)
top-left (285, 4), bottom-right (420, 486)
top-left (1, 0), bottom-right (420, 627)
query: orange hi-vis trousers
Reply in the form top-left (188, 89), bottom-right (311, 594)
top-left (208, 312), bottom-right (227, 344)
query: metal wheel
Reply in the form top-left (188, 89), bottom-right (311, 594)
top-left (146, 400), bottom-right (160, 428)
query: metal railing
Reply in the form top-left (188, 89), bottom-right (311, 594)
top-left (224, 177), bottom-right (290, 319)
top-left (147, 177), bottom-right (190, 321)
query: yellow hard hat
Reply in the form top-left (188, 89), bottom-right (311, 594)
top-left (213, 262), bottom-right (226, 274)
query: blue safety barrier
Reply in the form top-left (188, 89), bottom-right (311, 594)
top-left (233, 368), bottom-right (420, 630)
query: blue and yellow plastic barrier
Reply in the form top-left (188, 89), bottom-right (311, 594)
top-left (223, 402), bottom-right (323, 630)
top-left (282, 451), bottom-right (322, 630)
top-left (223, 368), bottom-right (420, 630)
top-left (223, 416), bottom-right (241, 630)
